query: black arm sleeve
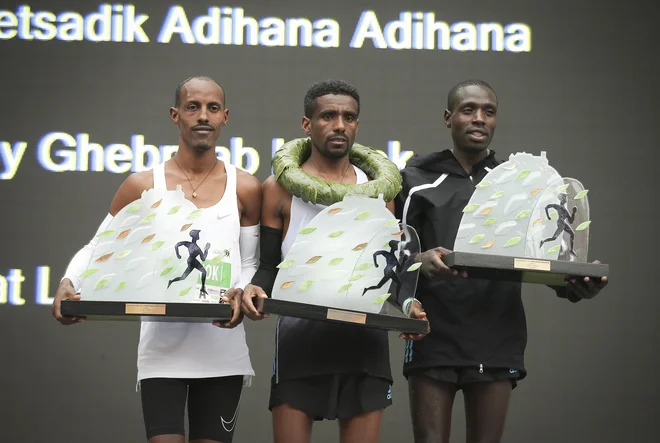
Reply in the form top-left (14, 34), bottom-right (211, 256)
top-left (250, 225), bottom-right (283, 297)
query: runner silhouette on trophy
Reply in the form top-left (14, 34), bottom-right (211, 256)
top-left (167, 229), bottom-right (210, 297)
top-left (362, 240), bottom-right (407, 300)
top-left (540, 193), bottom-right (578, 256)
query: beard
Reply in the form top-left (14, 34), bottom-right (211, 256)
top-left (321, 146), bottom-right (348, 159)
top-left (315, 139), bottom-right (351, 159)
top-left (192, 143), bottom-right (212, 152)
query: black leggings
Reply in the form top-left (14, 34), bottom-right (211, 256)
top-left (140, 376), bottom-right (243, 442)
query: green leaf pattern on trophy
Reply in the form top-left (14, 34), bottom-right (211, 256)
top-left (277, 260), bottom-right (295, 269)
top-left (96, 229), bottom-right (116, 238)
top-left (115, 281), bottom-right (128, 291)
top-left (139, 213), bottom-right (157, 224)
top-left (504, 237), bottom-right (522, 247)
top-left (384, 219), bottom-right (400, 228)
top-left (546, 245), bottom-right (561, 255)
top-left (328, 258), bottom-right (344, 266)
top-left (576, 221), bottom-right (591, 231)
top-left (80, 268), bottom-right (99, 278)
top-left (516, 210), bottom-right (532, 220)
top-left (373, 293), bottom-right (391, 303)
top-left (407, 262), bottom-right (422, 272)
top-left (150, 241), bottom-right (165, 251)
top-left (469, 234), bottom-right (485, 244)
top-left (187, 209), bottom-right (203, 220)
top-left (298, 280), bottom-right (314, 291)
top-left (575, 190), bottom-right (589, 199)
top-left (516, 170), bottom-right (531, 180)
top-left (117, 249), bottom-right (132, 259)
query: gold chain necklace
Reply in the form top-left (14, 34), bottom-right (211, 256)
top-left (172, 156), bottom-right (217, 198)
top-left (311, 158), bottom-right (351, 184)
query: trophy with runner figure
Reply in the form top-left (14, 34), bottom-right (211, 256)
top-left (444, 151), bottom-right (609, 285)
top-left (61, 185), bottom-right (234, 322)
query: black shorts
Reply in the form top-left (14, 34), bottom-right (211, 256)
top-left (408, 366), bottom-right (522, 390)
top-left (140, 375), bottom-right (243, 442)
top-left (269, 373), bottom-right (392, 421)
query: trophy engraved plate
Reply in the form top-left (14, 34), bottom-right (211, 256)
top-left (326, 309), bottom-right (367, 324)
top-left (514, 258), bottom-right (551, 271)
top-left (125, 304), bottom-right (167, 315)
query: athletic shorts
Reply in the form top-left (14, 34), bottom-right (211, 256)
top-left (269, 373), bottom-right (392, 421)
top-left (408, 366), bottom-right (522, 390)
top-left (140, 375), bottom-right (243, 442)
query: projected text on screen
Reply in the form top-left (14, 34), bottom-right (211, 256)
top-left (0, 4), bottom-right (531, 52)
top-left (0, 133), bottom-right (414, 179)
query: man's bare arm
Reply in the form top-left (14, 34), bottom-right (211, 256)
top-left (236, 170), bottom-right (263, 227)
top-left (109, 172), bottom-right (154, 216)
top-left (261, 175), bottom-right (286, 231)
top-left (386, 199), bottom-right (395, 215)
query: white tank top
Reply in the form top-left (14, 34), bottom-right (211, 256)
top-left (282, 165), bottom-right (368, 256)
top-left (275, 165), bottom-right (382, 382)
top-left (136, 161), bottom-right (254, 385)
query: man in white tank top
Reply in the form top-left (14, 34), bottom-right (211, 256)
top-left (241, 80), bottom-right (425, 443)
top-left (51, 76), bottom-right (262, 443)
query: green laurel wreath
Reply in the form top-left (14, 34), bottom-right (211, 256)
top-left (272, 138), bottom-right (402, 206)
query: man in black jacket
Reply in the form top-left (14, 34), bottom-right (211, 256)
top-left (394, 79), bottom-right (608, 443)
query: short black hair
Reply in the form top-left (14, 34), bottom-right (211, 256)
top-left (304, 79), bottom-right (360, 118)
top-left (447, 79), bottom-right (497, 111)
top-left (174, 76), bottom-right (225, 108)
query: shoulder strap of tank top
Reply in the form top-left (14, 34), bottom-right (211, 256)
top-left (153, 162), bottom-right (166, 190)
top-left (353, 164), bottom-right (368, 184)
top-left (223, 162), bottom-right (237, 206)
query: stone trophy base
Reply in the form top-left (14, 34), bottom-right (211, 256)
top-left (444, 251), bottom-right (609, 286)
top-left (60, 299), bottom-right (232, 323)
top-left (255, 297), bottom-right (428, 334)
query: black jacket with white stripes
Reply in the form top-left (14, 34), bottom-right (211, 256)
top-left (395, 149), bottom-right (530, 378)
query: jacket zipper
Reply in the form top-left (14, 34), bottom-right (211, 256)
top-left (479, 363), bottom-right (484, 373)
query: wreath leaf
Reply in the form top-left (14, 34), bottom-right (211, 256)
top-left (272, 138), bottom-right (403, 206)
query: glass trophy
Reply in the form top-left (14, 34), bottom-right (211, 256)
top-left (255, 194), bottom-right (427, 334)
top-left (445, 152), bottom-right (609, 285)
top-left (60, 186), bottom-right (233, 322)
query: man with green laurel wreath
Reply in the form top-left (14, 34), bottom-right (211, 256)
top-left (241, 80), bottom-right (428, 443)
